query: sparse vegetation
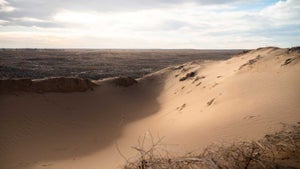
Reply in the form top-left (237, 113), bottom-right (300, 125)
top-left (0, 49), bottom-right (241, 80)
top-left (239, 55), bottom-right (261, 70)
top-left (124, 123), bottom-right (300, 169)
top-left (111, 76), bottom-right (138, 87)
top-left (179, 72), bottom-right (196, 81)
top-left (192, 76), bottom-right (205, 84)
top-left (281, 58), bottom-right (296, 66)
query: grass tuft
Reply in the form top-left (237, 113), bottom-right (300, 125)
top-left (123, 123), bottom-right (300, 169)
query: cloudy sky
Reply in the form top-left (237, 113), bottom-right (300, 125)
top-left (0, 0), bottom-right (299, 48)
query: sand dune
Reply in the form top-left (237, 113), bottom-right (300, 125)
top-left (0, 77), bottom-right (96, 93)
top-left (0, 47), bottom-right (299, 169)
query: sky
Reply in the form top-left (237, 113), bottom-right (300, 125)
top-left (0, 0), bottom-right (299, 49)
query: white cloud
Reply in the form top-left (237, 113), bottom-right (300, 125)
top-left (14, 17), bottom-right (48, 23)
top-left (0, 0), bottom-right (16, 12)
top-left (260, 0), bottom-right (300, 25)
top-left (53, 11), bottom-right (99, 25)
top-left (0, 19), bottom-right (8, 24)
top-left (0, 0), bottom-right (299, 48)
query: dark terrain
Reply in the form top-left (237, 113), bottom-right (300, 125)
top-left (0, 49), bottom-right (242, 80)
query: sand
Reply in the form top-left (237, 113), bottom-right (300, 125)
top-left (0, 47), bottom-right (299, 169)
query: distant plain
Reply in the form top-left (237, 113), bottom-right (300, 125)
top-left (0, 49), bottom-right (242, 79)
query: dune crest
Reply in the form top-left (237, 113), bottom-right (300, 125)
top-left (0, 77), bottom-right (96, 93)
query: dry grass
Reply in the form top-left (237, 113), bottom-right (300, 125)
top-left (123, 123), bottom-right (300, 169)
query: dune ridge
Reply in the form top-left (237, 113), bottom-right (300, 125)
top-left (0, 76), bottom-right (142, 94)
top-left (0, 47), bottom-right (299, 169)
top-left (0, 77), bottom-right (96, 93)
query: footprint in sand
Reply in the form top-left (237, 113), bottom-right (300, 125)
top-left (207, 98), bottom-right (215, 106)
top-left (210, 83), bottom-right (219, 89)
top-left (243, 115), bottom-right (257, 120)
top-left (176, 103), bottom-right (186, 111)
top-left (41, 164), bottom-right (53, 167)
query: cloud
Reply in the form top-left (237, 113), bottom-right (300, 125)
top-left (3, 0), bottom-right (238, 17)
top-left (260, 0), bottom-right (300, 25)
top-left (0, 0), bottom-right (15, 12)
top-left (0, 0), bottom-right (252, 27)
top-left (0, 0), bottom-right (299, 48)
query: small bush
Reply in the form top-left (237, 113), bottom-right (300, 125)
top-left (123, 123), bottom-right (300, 169)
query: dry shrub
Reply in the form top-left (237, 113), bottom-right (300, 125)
top-left (123, 123), bottom-right (300, 169)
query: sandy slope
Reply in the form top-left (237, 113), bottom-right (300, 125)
top-left (0, 47), bottom-right (299, 169)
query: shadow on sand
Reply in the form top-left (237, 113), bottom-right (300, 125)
top-left (0, 73), bottom-right (168, 169)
